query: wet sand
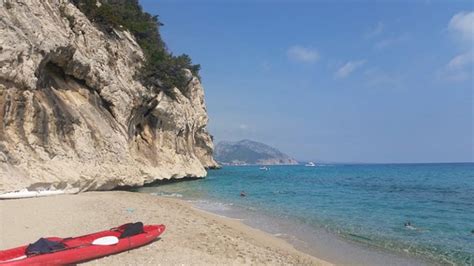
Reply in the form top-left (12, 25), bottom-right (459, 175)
top-left (0, 191), bottom-right (330, 265)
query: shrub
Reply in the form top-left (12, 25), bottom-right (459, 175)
top-left (72, 0), bottom-right (200, 95)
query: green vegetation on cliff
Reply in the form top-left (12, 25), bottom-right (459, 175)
top-left (72, 0), bottom-right (200, 94)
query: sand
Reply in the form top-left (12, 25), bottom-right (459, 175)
top-left (0, 191), bottom-right (331, 265)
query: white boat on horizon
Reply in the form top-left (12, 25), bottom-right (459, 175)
top-left (305, 162), bottom-right (316, 167)
top-left (259, 166), bottom-right (269, 171)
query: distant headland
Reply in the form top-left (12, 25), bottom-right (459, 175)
top-left (214, 139), bottom-right (298, 166)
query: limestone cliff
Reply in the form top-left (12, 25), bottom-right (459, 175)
top-left (0, 0), bottom-right (218, 193)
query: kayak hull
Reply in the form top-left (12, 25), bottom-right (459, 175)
top-left (0, 189), bottom-right (65, 199)
top-left (0, 224), bottom-right (165, 266)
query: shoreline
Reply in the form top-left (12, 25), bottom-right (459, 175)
top-left (179, 195), bottom-right (430, 266)
top-left (0, 191), bottom-right (330, 265)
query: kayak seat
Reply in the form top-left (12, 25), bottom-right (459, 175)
top-left (26, 238), bottom-right (66, 256)
top-left (118, 222), bottom-right (144, 238)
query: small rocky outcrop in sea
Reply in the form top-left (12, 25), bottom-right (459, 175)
top-left (0, 1), bottom-right (217, 192)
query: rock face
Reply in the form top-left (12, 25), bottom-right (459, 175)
top-left (215, 140), bottom-right (298, 166)
top-left (0, 1), bottom-right (217, 193)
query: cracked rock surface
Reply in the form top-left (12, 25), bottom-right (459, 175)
top-left (0, 0), bottom-right (217, 192)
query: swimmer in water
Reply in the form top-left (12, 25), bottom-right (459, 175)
top-left (404, 221), bottom-right (416, 230)
top-left (240, 191), bottom-right (246, 197)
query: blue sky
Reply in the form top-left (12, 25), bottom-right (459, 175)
top-left (140, 0), bottom-right (473, 163)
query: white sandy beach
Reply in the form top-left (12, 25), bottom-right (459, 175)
top-left (0, 191), bottom-right (331, 265)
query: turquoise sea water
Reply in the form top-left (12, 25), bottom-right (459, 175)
top-left (137, 163), bottom-right (474, 265)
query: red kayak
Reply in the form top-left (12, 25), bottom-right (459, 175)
top-left (0, 223), bottom-right (165, 265)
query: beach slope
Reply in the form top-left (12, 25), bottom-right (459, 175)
top-left (0, 191), bottom-right (330, 265)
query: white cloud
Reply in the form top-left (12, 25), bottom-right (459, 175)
top-left (439, 12), bottom-right (474, 83)
top-left (287, 45), bottom-right (320, 63)
top-left (447, 51), bottom-right (473, 69)
top-left (448, 11), bottom-right (474, 41)
top-left (440, 51), bottom-right (473, 82)
top-left (365, 22), bottom-right (384, 39)
top-left (334, 60), bottom-right (366, 79)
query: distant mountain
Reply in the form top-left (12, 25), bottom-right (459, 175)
top-left (215, 140), bottom-right (299, 165)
